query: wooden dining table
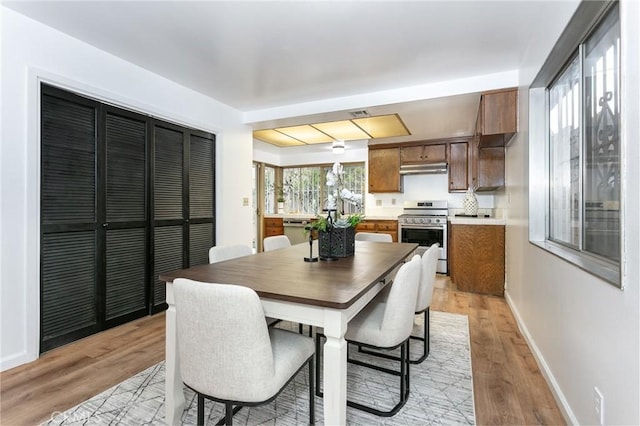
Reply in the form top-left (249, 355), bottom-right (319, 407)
top-left (160, 240), bottom-right (418, 425)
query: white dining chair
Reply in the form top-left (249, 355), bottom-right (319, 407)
top-left (208, 244), bottom-right (252, 264)
top-left (263, 235), bottom-right (291, 252)
top-left (174, 278), bottom-right (315, 425)
top-left (354, 232), bottom-right (393, 242)
top-left (361, 243), bottom-right (439, 364)
top-left (315, 255), bottom-right (421, 417)
top-left (411, 242), bottom-right (439, 363)
top-left (209, 244), bottom-right (279, 328)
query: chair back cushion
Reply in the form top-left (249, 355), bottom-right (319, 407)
top-left (209, 244), bottom-right (252, 263)
top-left (173, 279), bottom-right (275, 401)
top-left (416, 243), bottom-right (439, 312)
top-left (379, 255), bottom-right (421, 347)
top-left (263, 235), bottom-right (291, 251)
top-left (354, 232), bottom-right (393, 242)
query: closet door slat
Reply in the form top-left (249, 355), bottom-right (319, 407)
top-left (41, 94), bottom-right (96, 225)
top-left (106, 113), bottom-right (146, 222)
top-left (154, 226), bottom-right (184, 307)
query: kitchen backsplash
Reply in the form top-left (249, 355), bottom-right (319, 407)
top-left (364, 173), bottom-right (502, 218)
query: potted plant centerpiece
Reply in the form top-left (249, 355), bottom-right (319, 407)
top-left (308, 162), bottom-right (364, 259)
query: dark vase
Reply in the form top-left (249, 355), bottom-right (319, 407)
top-left (319, 226), bottom-right (355, 259)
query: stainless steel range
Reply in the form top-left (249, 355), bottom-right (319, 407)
top-left (398, 200), bottom-right (448, 274)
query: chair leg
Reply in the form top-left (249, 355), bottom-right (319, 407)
top-left (309, 357), bottom-right (315, 424)
top-left (315, 333), bottom-right (323, 397)
top-left (316, 332), bottom-right (410, 417)
top-left (225, 402), bottom-right (233, 425)
top-left (197, 393), bottom-right (205, 425)
top-left (409, 307), bottom-right (430, 364)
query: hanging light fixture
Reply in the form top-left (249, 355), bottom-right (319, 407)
top-left (332, 139), bottom-right (345, 154)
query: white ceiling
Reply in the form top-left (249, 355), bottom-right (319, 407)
top-left (3, 0), bottom-right (580, 143)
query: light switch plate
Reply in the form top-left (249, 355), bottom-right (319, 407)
top-left (242, 197), bottom-right (249, 206)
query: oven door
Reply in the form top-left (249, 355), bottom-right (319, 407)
top-left (400, 225), bottom-right (447, 273)
top-left (400, 226), bottom-right (444, 248)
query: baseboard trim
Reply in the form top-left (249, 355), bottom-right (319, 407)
top-left (0, 350), bottom-right (37, 372)
top-left (504, 290), bottom-right (579, 425)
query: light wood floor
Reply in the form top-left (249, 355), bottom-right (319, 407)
top-left (0, 277), bottom-right (565, 425)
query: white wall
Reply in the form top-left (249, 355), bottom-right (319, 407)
top-left (0, 8), bottom-right (254, 370)
top-left (501, 1), bottom-right (640, 424)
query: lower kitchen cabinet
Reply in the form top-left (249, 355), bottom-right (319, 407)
top-left (264, 217), bottom-right (284, 237)
top-left (449, 223), bottom-right (505, 296)
top-left (356, 220), bottom-right (398, 242)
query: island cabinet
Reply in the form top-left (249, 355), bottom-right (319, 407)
top-left (264, 217), bottom-right (284, 237)
top-left (368, 147), bottom-right (402, 193)
top-left (449, 223), bottom-right (505, 296)
top-left (355, 220), bottom-right (398, 242)
top-left (476, 88), bottom-right (518, 148)
top-left (400, 143), bottom-right (446, 164)
top-left (448, 138), bottom-right (504, 192)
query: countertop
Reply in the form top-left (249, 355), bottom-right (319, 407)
top-left (448, 216), bottom-right (506, 225)
top-left (264, 214), bottom-right (398, 221)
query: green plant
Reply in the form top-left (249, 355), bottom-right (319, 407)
top-left (306, 212), bottom-right (364, 235)
top-left (276, 185), bottom-right (285, 202)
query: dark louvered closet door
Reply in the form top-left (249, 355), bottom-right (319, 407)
top-left (152, 124), bottom-right (185, 309)
top-left (104, 109), bottom-right (148, 324)
top-left (41, 84), bottom-right (217, 351)
top-left (40, 88), bottom-right (99, 352)
top-left (189, 132), bottom-right (215, 267)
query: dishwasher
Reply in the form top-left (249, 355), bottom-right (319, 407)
top-left (283, 218), bottom-right (312, 245)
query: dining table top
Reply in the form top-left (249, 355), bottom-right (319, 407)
top-left (159, 241), bottom-right (418, 309)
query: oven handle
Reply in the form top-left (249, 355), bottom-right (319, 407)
top-left (399, 225), bottom-right (446, 230)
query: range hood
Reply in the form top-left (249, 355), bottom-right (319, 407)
top-left (399, 162), bottom-right (448, 175)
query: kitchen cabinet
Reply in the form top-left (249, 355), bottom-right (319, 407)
top-left (448, 138), bottom-right (504, 192)
top-left (368, 147), bottom-right (402, 193)
top-left (356, 220), bottom-right (398, 242)
top-left (449, 223), bottom-right (505, 296)
top-left (400, 144), bottom-right (446, 164)
top-left (476, 88), bottom-right (518, 148)
top-left (264, 217), bottom-right (284, 237)
top-left (448, 142), bottom-right (469, 191)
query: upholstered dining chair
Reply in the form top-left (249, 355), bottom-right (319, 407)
top-left (209, 244), bottom-right (280, 328)
top-left (174, 278), bottom-right (315, 425)
top-left (208, 244), bottom-right (252, 264)
top-left (315, 255), bottom-right (421, 417)
top-left (361, 243), bottom-right (439, 364)
top-left (263, 235), bottom-right (291, 251)
top-left (354, 232), bottom-right (393, 242)
top-left (410, 243), bottom-right (439, 363)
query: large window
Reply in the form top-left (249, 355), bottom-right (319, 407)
top-left (530, 1), bottom-right (621, 286)
top-left (267, 163), bottom-right (365, 216)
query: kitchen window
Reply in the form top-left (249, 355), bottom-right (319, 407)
top-left (278, 163), bottom-right (365, 216)
top-left (530, 1), bottom-right (621, 286)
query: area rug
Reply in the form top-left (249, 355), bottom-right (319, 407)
top-left (44, 311), bottom-right (475, 425)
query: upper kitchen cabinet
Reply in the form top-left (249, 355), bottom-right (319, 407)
top-left (476, 88), bottom-right (518, 148)
top-left (369, 146), bottom-right (402, 193)
top-left (400, 143), bottom-right (446, 164)
top-left (470, 138), bottom-right (505, 191)
top-left (448, 142), bottom-right (469, 191)
top-left (448, 138), bottom-right (504, 192)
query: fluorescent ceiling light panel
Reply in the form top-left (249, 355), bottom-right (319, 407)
top-left (253, 129), bottom-right (305, 147)
top-left (312, 120), bottom-right (370, 140)
top-left (353, 114), bottom-right (410, 138)
top-left (276, 125), bottom-right (334, 144)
